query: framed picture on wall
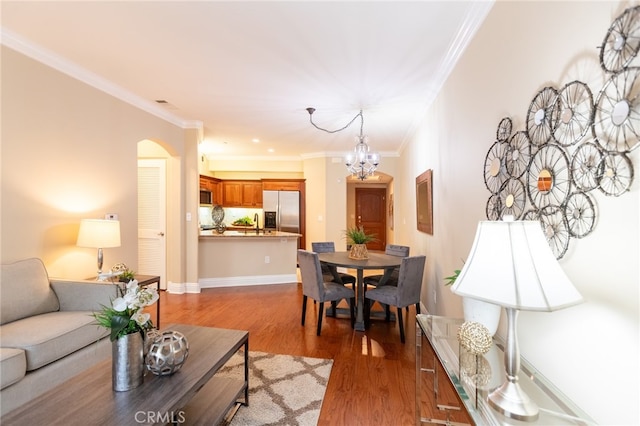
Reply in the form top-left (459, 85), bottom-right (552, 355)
top-left (416, 169), bottom-right (433, 235)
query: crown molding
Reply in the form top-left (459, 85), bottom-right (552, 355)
top-left (1, 27), bottom-right (198, 130)
top-left (399, 1), bottom-right (494, 155)
top-left (205, 154), bottom-right (304, 162)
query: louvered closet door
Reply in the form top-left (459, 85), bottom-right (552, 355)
top-left (137, 159), bottom-right (166, 288)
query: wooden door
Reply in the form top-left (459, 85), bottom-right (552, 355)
top-left (355, 188), bottom-right (386, 251)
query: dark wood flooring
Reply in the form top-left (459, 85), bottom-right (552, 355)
top-left (159, 283), bottom-right (418, 425)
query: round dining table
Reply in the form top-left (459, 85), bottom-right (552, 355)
top-left (317, 251), bottom-right (402, 331)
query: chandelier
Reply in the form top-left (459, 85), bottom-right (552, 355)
top-left (306, 108), bottom-right (380, 180)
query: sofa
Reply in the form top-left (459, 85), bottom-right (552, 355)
top-left (0, 258), bottom-right (117, 415)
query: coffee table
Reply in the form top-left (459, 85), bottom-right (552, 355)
top-left (2, 324), bottom-right (249, 425)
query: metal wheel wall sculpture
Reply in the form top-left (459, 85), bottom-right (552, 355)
top-left (481, 6), bottom-right (638, 259)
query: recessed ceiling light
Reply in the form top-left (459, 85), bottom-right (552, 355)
top-left (252, 138), bottom-right (260, 143)
top-left (267, 148), bottom-right (275, 153)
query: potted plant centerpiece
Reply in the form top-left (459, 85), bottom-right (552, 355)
top-left (344, 226), bottom-right (377, 259)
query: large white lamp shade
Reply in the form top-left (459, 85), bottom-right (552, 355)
top-left (77, 219), bottom-right (121, 277)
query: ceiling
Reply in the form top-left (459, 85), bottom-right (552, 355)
top-left (1, 1), bottom-right (493, 161)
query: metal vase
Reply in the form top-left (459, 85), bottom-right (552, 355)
top-left (112, 332), bottom-right (144, 391)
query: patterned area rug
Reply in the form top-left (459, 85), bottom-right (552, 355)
top-left (218, 351), bottom-right (333, 426)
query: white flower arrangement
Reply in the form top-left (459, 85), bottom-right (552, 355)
top-left (93, 279), bottom-right (159, 341)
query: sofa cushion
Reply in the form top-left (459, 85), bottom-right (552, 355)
top-left (0, 311), bottom-right (109, 371)
top-left (0, 348), bottom-right (26, 390)
top-left (1, 258), bottom-right (60, 325)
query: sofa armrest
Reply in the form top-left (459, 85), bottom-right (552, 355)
top-left (50, 279), bottom-right (119, 312)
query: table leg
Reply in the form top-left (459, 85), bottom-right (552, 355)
top-left (155, 279), bottom-right (161, 328)
top-left (354, 268), bottom-right (366, 331)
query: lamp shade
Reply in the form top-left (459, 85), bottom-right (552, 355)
top-left (451, 220), bottom-right (582, 312)
top-left (77, 219), bottom-right (121, 249)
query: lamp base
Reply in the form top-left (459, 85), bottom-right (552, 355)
top-left (488, 380), bottom-right (539, 422)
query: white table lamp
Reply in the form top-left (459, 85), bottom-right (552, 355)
top-left (77, 219), bottom-right (121, 278)
top-left (451, 219), bottom-right (583, 421)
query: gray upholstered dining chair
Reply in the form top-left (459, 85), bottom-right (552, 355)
top-left (363, 244), bottom-right (410, 289)
top-left (298, 249), bottom-right (355, 336)
top-left (364, 255), bottom-right (425, 343)
top-left (311, 241), bottom-right (356, 288)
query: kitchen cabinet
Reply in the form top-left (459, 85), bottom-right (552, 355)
top-left (222, 181), bottom-right (262, 207)
top-left (200, 175), bottom-right (222, 204)
top-left (199, 176), bottom-right (212, 190)
top-left (241, 182), bottom-right (263, 207)
top-left (261, 179), bottom-right (304, 192)
top-left (222, 182), bottom-right (242, 206)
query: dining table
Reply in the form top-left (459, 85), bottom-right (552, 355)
top-left (317, 251), bottom-right (403, 331)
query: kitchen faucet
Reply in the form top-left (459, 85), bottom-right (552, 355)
top-left (254, 213), bottom-right (260, 234)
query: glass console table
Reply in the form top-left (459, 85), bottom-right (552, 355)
top-left (416, 314), bottom-right (594, 425)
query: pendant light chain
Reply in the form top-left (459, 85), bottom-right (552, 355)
top-left (305, 108), bottom-right (379, 180)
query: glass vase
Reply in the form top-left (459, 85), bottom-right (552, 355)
top-left (112, 331), bottom-right (144, 391)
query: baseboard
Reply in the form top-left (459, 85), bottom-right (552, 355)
top-left (167, 281), bottom-right (201, 294)
top-left (198, 274), bottom-right (297, 288)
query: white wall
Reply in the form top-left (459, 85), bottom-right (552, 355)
top-left (396, 1), bottom-right (639, 424)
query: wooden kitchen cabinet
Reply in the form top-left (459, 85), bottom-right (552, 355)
top-left (211, 180), bottom-right (222, 204)
top-left (200, 175), bottom-right (222, 204)
top-left (199, 176), bottom-right (212, 191)
top-left (241, 182), bottom-right (262, 207)
top-left (222, 181), bottom-right (262, 207)
top-left (261, 179), bottom-right (304, 192)
top-left (222, 182), bottom-right (242, 206)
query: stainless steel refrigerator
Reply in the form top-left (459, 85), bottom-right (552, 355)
top-left (263, 190), bottom-right (301, 244)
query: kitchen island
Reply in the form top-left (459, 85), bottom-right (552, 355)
top-left (198, 230), bottom-right (301, 288)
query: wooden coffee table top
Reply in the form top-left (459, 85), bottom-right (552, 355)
top-left (2, 324), bottom-right (248, 425)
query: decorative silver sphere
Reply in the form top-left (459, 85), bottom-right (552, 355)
top-left (145, 330), bottom-right (189, 376)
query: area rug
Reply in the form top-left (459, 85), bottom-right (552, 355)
top-left (217, 351), bottom-right (333, 426)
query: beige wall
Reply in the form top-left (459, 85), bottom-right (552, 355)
top-left (395, 2), bottom-right (639, 423)
top-left (301, 157), bottom-right (327, 250)
top-left (0, 46), bottom-right (193, 284)
top-left (205, 157), bottom-right (304, 175)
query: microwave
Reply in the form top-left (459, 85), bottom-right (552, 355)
top-left (199, 189), bottom-right (212, 205)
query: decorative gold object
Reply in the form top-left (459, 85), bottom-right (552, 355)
top-left (457, 321), bottom-right (492, 355)
top-left (111, 262), bottom-right (128, 274)
top-left (349, 244), bottom-right (369, 260)
top-left (460, 352), bottom-right (491, 388)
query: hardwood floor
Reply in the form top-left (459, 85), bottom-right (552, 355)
top-left (160, 283), bottom-right (418, 426)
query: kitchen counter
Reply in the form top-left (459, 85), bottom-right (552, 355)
top-left (199, 230), bottom-right (301, 238)
top-left (198, 229), bottom-right (300, 288)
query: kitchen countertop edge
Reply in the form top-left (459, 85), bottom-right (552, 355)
top-left (199, 230), bottom-right (301, 238)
